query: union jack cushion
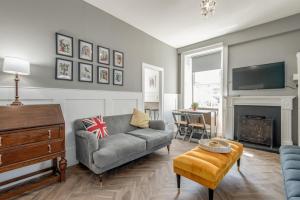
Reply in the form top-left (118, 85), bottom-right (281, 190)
top-left (82, 116), bottom-right (109, 139)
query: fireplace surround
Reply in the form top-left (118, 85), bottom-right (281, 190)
top-left (224, 96), bottom-right (295, 147)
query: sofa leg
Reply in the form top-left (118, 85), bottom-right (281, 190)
top-left (167, 145), bottom-right (170, 153)
top-left (209, 189), bottom-right (214, 200)
top-left (237, 158), bottom-right (241, 171)
top-left (99, 174), bottom-right (103, 188)
top-left (176, 174), bottom-right (181, 189)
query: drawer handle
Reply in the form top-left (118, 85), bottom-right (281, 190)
top-left (48, 130), bottom-right (52, 139)
top-left (0, 154), bottom-right (2, 166)
top-left (48, 145), bottom-right (52, 153)
top-left (0, 136), bottom-right (2, 147)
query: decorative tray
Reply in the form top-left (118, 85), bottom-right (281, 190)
top-left (198, 139), bottom-right (232, 153)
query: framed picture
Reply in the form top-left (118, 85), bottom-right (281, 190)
top-left (78, 62), bottom-right (93, 82)
top-left (113, 50), bottom-right (124, 68)
top-left (55, 58), bottom-right (73, 81)
top-left (97, 66), bottom-right (110, 84)
top-left (113, 69), bottom-right (123, 86)
top-left (79, 40), bottom-right (93, 61)
top-left (56, 33), bottom-right (73, 57)
top-left (97, 46), bottom-right (110, 65)
top-left (145, 68), bottom-right (159, 93)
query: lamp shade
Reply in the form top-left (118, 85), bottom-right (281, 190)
top-left (2, 57), bottom-right (30, 75)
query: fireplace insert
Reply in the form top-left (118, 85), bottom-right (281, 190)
top-left (237, 115), bottom-right (273, 148)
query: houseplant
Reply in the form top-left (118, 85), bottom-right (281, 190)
top-left (191, 102), bottom-right (199, 111)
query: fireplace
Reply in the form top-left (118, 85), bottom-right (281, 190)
top-left (237, 115), bottom-right (273, 148)
top-left (225, 96), bottom-right (295, 148)
top-left (234, 105), bottom-right (281, 151)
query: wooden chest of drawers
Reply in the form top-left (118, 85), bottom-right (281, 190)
top-left (0, 104), bottom-right (66, 199)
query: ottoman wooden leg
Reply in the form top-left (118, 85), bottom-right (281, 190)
top-left (209, 189), bottom-right (214, 200)
top-left (237, 158), bottom-right (241, 171)
top-left (176, 174), bottom-right (181, 189)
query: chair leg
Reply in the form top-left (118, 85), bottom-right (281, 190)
top-left (189, 127), bottom-right (194, 142)
top-left (237, 158), bottom-right (241, 171)
top-left (175, 125), bottom-right (181, 139)
top-left (183, 127), bottom-right (189, 141)
top-left (204, 129), bottom-right (209, 139)
top-left (167, 145), bottom-right (170, 153)
top-left (176, 174), bottom-right (181, 189)
top-left (200, 129), bottom-right (205, 139)
top-left (209, 189), bottom-right (214, 200)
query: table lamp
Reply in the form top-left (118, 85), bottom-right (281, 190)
top-left (2, 57), bottom-right (30, 106)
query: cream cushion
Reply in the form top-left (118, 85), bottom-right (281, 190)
top-left (130, 109), bottom-right (150, 128)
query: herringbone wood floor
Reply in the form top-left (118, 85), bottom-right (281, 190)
top-left (18, 139), bottom-right (284, 200)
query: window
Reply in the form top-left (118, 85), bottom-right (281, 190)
top-left (192, 69), bottom-right (221, 108)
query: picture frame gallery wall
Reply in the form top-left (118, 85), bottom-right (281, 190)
top-left (55, 32), bottom-right (124, 86)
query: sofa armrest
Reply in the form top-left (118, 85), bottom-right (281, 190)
top-left (75, 130), bottom-right (99, 167)
top-left (76, 130), bottom-right (99, 151)
top-left (149, 120), bottom-right (166, 130)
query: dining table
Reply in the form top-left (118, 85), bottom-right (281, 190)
top-left (177, 108), bottom-right (218, 136)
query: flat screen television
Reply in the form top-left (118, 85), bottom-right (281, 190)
top-left (232, 62), bottom-right (285, 90)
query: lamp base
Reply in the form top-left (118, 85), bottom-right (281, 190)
top-left (10, 74), bottom-right (24, 106)
top-left (10, 101), bottom-right (23, 106)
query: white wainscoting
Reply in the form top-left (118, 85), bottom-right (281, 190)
top-left (0, 86), bottom-right (143, 183)
top-left (0, 86), bottom-right (179, 183)
top-left (164, 93), bottom-right (179, 132)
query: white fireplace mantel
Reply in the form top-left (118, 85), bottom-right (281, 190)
top-left (224, 95), bottom-right (296, 146)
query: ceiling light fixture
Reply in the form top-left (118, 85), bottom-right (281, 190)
top-left (200, 0), bottom-right (217, 16)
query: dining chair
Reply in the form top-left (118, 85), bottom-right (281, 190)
top-left (172, 111), bottom-right (189, 140)
top-left (201, 112), bottom-right (212, 137)
top-left (187, 113), bottom-right (211, 142)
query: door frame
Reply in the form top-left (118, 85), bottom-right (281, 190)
top-left (180, 43), bottom-right (228, 136)
top-left (142, 63), bottom-right (164, 120)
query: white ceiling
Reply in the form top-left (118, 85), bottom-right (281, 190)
top-left (84, 0), bottom-right (300, 48)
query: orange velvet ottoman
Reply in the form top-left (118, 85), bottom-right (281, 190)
top-left (173, 139), bottom-right (243, 200)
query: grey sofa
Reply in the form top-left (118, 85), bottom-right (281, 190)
top-left (74, 114), bottom-right (173, 176)
top-left (280, 145), bottom-right (300, 200)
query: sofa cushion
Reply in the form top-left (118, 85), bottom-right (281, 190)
top-left (281, 154), bottom-right (300, 163)
top-left (93, 133), bottom-right (146, 169)
top-left (280, 145), bottom-right (300, 200)
top-left (130, 108), bottom-right (150, 128)
top-left (103, 114), bottom-right (137, 135)
top-left (82, 116), bottom-right (109, 139)
top-left (284, 169), bottom-right (300, 182)
top-left (282, 160), bottom-right (300, 170)
top-left (127, 128), bottom-right (172, 150)
top-left (74, 114), bottom-right (137, 135)
top-left (281, 146), bottom-right (300, 155)
top-left (286, 180), bottom-right (300, 199)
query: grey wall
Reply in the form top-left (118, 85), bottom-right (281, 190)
top-left (178, 13), bottom-right (300, 144)
top-left (192, 52), bottom-right (221, 72)
top-left (229, 30), bottom-right (300, 97)
top-left (0, 0), bottom-right (178, 93)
